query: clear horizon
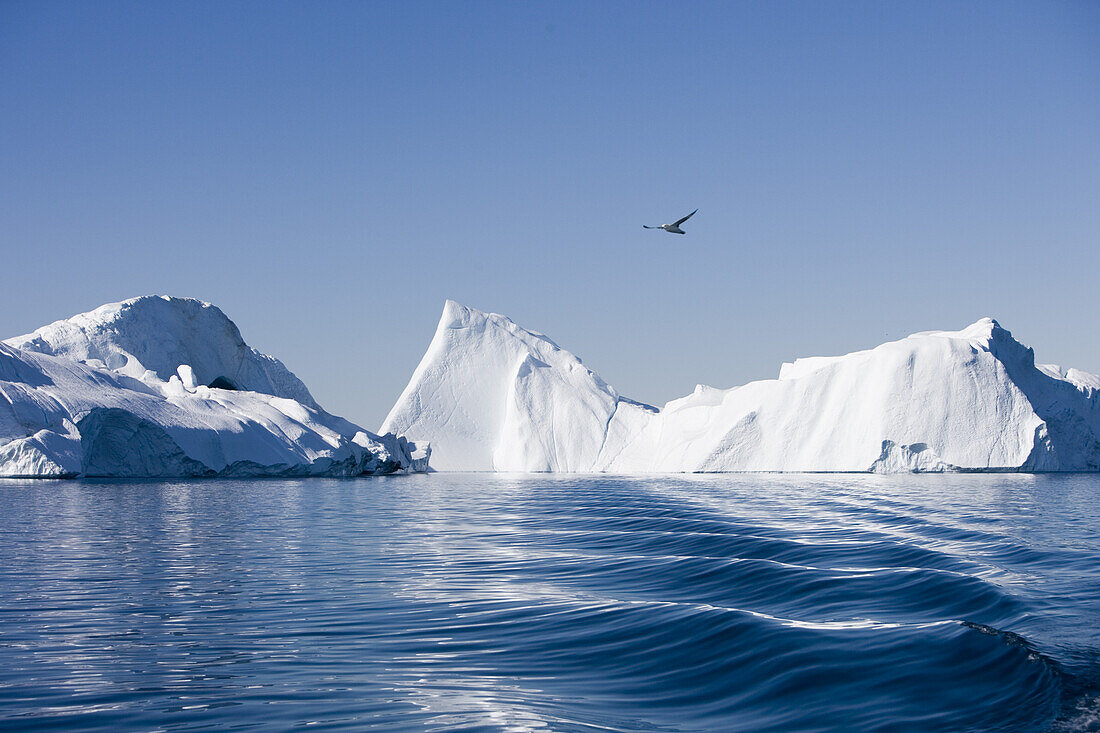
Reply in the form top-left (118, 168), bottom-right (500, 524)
top-left (3, 1), bottom-right (1098, 429)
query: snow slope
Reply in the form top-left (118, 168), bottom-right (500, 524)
top-left (382, 303), bottom-right (1100, 473)
top-left (1, 297), bottom-right (428, 478)
top-left (379, 301), bottom-right (640, 471)
top-left (6, 296), bottom-right (318, 407)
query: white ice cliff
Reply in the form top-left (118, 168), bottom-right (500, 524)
top-left (1, 296), bottom-right (429, 478)
top-left (382, 301), bottom-right (1100, 473)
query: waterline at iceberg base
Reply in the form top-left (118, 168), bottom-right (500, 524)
top-left (0, 296), bottom-right (428, 478)
top-left (383, 301), bottom-right (1100, 473)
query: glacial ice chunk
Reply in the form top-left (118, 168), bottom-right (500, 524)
top-left (383, 304), bottom-right (1100, 473)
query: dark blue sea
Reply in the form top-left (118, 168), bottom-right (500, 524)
top-left (1, 474), bottom-right (1099, 731)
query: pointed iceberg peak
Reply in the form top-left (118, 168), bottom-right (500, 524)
top-left (912, 316), bottom-right (1000, 341)
top-left (959, 317), bottom-right (1017, 343)
top-left (957, 316), bottom-right (1001, 339)
top-left (917, 316), bottom-right (1029, 348)
top-left (907, 317), bottom-right (1036, 367)
top-left (440, 298), bottom-right (472, 329)
top-left (967, 316), bottom-right (1001, 330)
top-left (436, 300), bottom-right (563, 352)
top-left (940, 317), bottom-right (1037, 369)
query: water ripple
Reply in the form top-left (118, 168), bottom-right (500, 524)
top-left (0, 473), bottom-right (1098, 731)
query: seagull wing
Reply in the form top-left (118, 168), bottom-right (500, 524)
top-left (672, 209), bottom-right (698, 227)
top-left (642, 225), bottom-right (658, 229)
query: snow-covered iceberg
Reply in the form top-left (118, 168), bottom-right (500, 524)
top-left (7, 295), bottom-right (318, 407)
top-left (1, 296), bottom-right (429, 478)
top-left (382, 301), bottom-right (1100, 473)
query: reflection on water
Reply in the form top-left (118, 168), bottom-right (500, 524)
top-left (0, 473), bottom-right (1098, 731)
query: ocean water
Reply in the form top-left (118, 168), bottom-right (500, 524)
top-left (1, 474), bottom-right (1098, 732)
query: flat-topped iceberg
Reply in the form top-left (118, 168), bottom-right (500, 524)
top-left (382, 301), bottom-right (1100, 473)
top-left (1, 296), bottom-right (429, 478)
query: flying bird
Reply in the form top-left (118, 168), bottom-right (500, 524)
top-left (643, 208), bottom-right (698, 234)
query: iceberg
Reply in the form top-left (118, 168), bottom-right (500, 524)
top-left (382, 301), bottom-right (1100, 473)
top-left (7, 295), bottom-right (317, 406)
top-left (1, 296), bottom-right (429, 478)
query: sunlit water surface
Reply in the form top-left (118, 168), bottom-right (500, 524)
top-left (1, 474), bottom-right (1099, 731)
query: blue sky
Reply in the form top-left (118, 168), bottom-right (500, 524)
top-left (2, 1), bottom-right (1098, 427)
